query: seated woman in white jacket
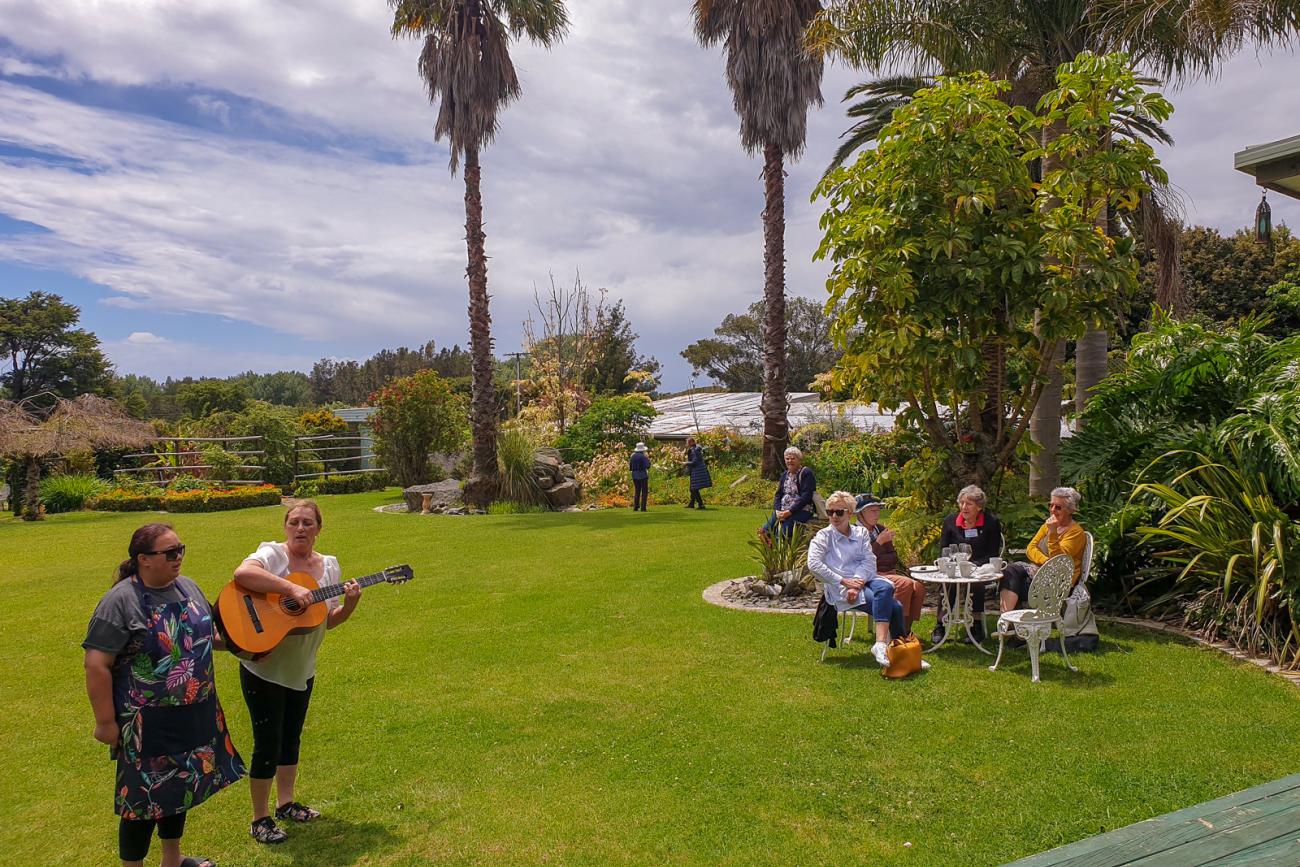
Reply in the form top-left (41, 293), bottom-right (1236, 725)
top-left (807, 490), bottom-right (923, 669)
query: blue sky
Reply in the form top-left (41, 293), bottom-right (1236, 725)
top-left (2, 2), bottom-right (1299, 390)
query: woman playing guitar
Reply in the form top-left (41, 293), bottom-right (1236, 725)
top-left (232, 500), bottom-right (361, 845)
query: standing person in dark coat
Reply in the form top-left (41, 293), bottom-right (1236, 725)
top-left (683, 436), bottom-right (712, 509)
top-left (932, 484), bottom-right (1003, 644)
top-left (629, 442), bottom-right (651, 511)
top-left (760, 446), bottom-right (817, 538)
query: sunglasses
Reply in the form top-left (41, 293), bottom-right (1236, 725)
top-left (143, 545), bottom-right (186, 561)
top-left (827, 509), bottom-right (849, 517)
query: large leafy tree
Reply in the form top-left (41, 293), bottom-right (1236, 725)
top-left (693, 0), bottom-right (825, 479)
top-left (0, 291), bottom-right (112, 407)
top-left (682, 297), bottom-right (842, 392)
top-left (389, 0), bottom-right (569, 500)
top-left (809, 0), bottom-right (1300, 492)
top-left (816, 60), bottom-right (1166, 491)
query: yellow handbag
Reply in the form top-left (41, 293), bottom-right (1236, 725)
top-left (882, 633), bottom-right (924, 679)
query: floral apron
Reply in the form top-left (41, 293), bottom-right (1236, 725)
top-left (112, 578), bottom-right (245, 819)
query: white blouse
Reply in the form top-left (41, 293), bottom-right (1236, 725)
top-left (238, 541), bottom-right (341, 691)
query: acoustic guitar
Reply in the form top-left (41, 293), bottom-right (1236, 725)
top-left (215, 564), bottom-right (413, 656)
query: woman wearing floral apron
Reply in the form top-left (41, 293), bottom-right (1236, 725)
top-left (84, 523), bottom-right (244, 867)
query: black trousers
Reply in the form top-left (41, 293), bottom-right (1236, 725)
top-left (119, 813), bottom-right (186, 861)
top-left (632, 477), bottom-right (648, 511)
top-left (999, 562), bottom-right (1035, 610)
top-left (240, 666), bottom-right (315, 779)
top-left (689, 487), bottom-right (705, 508)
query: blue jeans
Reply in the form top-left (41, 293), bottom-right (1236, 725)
top-left (761, 509), bottom-right (812, 537)
top-left (849, 577), bottom-right (907, 639)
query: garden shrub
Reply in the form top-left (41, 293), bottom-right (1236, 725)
top-left (371, 370), bottom-right (468, 487)
top-left (162, 484), bottom-right (282, 512)
top-left (88, 484), bottom-right (281, 512)
top-left (201, 444), bottom-right (241, 485)
top-left (294, 472), bottom-right (390, 497)
top-left (695, 427), bottom-right (760, 468)
top-left (168, 473), bottom-right (210, 492)
top-left (39, 473), bottom-right (107, 513)
top-left (556, 395), bottom-right (656, 463)
top-left (804, 428), bottom-right (923, 499)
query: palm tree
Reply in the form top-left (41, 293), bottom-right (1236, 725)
top-left (389, 0), bottom-right (569, 499)
top-left (693, 0), bottom-right (826, 480)
top-left (809, 0), bottom-right (1300, 493)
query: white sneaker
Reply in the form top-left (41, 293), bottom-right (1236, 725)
top-left (920, 659), bottom-right (931, 671)
top-left (871, 642), bottom-right (890, 666)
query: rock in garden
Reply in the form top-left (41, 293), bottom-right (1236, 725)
top-left (403, 480), bottom-right (464, 513)
top-left (545, 479), bottom-right (580, 508)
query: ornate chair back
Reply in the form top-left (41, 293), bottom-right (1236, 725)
top-left (1026, 554), bottom-right (1075, 618)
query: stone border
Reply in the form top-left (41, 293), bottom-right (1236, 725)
top-left (702, 577), bottom-right (820, 614)
top-left (703, 579), bottom-right (1300, 689)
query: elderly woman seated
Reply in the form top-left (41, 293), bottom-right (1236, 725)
top-left (760, 446), bottom-right (817, 540)
top-left (808, 491), bottom-right (927, 670)
top-left (932, 484), bottom-right (1004, 644)
top-left (998, 486), bottom-right (1087, 613)
top-left (854, 493), bottom-right (927, 635)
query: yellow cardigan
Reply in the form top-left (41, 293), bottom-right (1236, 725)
top-left (1026, 521), bottom-right (1087, 584)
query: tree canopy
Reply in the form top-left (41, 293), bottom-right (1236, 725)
top-left (681, 297), bottom-right (841, 392)
top-left (815, 54), bottom-right (1168, 488)
top-left (0, 291), bottom-right (112, 408)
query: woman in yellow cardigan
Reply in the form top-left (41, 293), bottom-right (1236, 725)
top-left (998, 487), bottom-right (1086, 613)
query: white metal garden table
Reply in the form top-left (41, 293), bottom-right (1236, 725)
top-left (909, 566), bottom-right (999, 654)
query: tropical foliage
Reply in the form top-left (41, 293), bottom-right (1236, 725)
top-left (38, 473), bottom-right (107, 514)
top-left (817, 54), bottom-right (1167, 493)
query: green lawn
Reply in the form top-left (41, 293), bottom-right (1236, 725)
top-left (3, 491), bottom-right (1299, 865)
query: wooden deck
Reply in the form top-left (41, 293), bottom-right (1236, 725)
top-left (1007, 773), bottom-right (1300, 866)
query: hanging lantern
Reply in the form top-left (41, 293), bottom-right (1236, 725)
top-left (1256, 191), bottom-right (1272, 244)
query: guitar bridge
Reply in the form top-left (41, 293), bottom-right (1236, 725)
top-left (242, 595), bottom-right (265, 633)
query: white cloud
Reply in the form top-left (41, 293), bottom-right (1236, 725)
top-left (1, 1), bottom-right (1299, 388)
top-left (125, 331), bottom-right (170, 345)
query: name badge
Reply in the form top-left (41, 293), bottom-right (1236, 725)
top-left (964, 528), bottom-right (978, 538)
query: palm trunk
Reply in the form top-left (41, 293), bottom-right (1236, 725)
top-left (1029, 115), bottom-right (1066, 496)
top-left (1074, 328), bottom-right (1108, 427)
top-left (759, 143), bottom-right (789, 481)
top-left (463, 145), bottom-right (498, 490)
top-left (22, 455), bottom-right (42, 521)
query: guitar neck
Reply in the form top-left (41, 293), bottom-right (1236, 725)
top-left (308, 571), bottom-right (390, 604)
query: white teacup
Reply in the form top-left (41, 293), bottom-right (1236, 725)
top-left (958, 559), bottom-right (974, 578)
top-left (936, 557), bottom-right (953, 575)
top-left (989, 556), bottom-right (1006, 572)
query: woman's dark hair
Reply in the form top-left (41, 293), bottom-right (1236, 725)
top-left (115, 523), bottom-right (175, 584)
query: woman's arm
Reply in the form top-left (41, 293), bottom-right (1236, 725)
top-left (234, 558), bottom-right (313, 608)
top-left (326, 581), bottom-right (361, 629)
top-left (84, 650), bottom-right (119, 746)
top-left (806, 530), bottom-right (843, 586)
top-left (1025, 524), bottom-right (1050, 566)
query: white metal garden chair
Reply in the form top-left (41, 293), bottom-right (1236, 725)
top-left (988, 553), bottom-right (1078, 683)
top-left (820, 608), bottom-right (870, 662)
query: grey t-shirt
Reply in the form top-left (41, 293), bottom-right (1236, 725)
top-left (83, 576), bottom-right (208, 654)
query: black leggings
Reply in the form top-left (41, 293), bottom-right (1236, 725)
top-left (689, 487), bottom-right (704, 508)
top-left (240, 666), bottom-right (315, 779)
top-left (119, 813), bottom-right (186, 861)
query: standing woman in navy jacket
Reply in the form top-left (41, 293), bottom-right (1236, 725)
top-left (684, 436), bottom-right (712, 509)
top-left (629, 442), bottom-right (651, 511)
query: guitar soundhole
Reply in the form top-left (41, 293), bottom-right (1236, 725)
top-left (283, 598), bottom-right (302, 614)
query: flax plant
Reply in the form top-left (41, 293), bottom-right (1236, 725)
top-left (1133, 447), bottom-right (1300, 665)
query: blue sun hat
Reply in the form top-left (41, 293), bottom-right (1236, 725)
top-left (854, 493), bottom-right (884, 515)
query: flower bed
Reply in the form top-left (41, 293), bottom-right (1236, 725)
top-left (88, 484), bottom-right (282, 513)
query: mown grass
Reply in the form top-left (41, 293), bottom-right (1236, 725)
top-left (2, 492), bottom-right (1299, 865)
